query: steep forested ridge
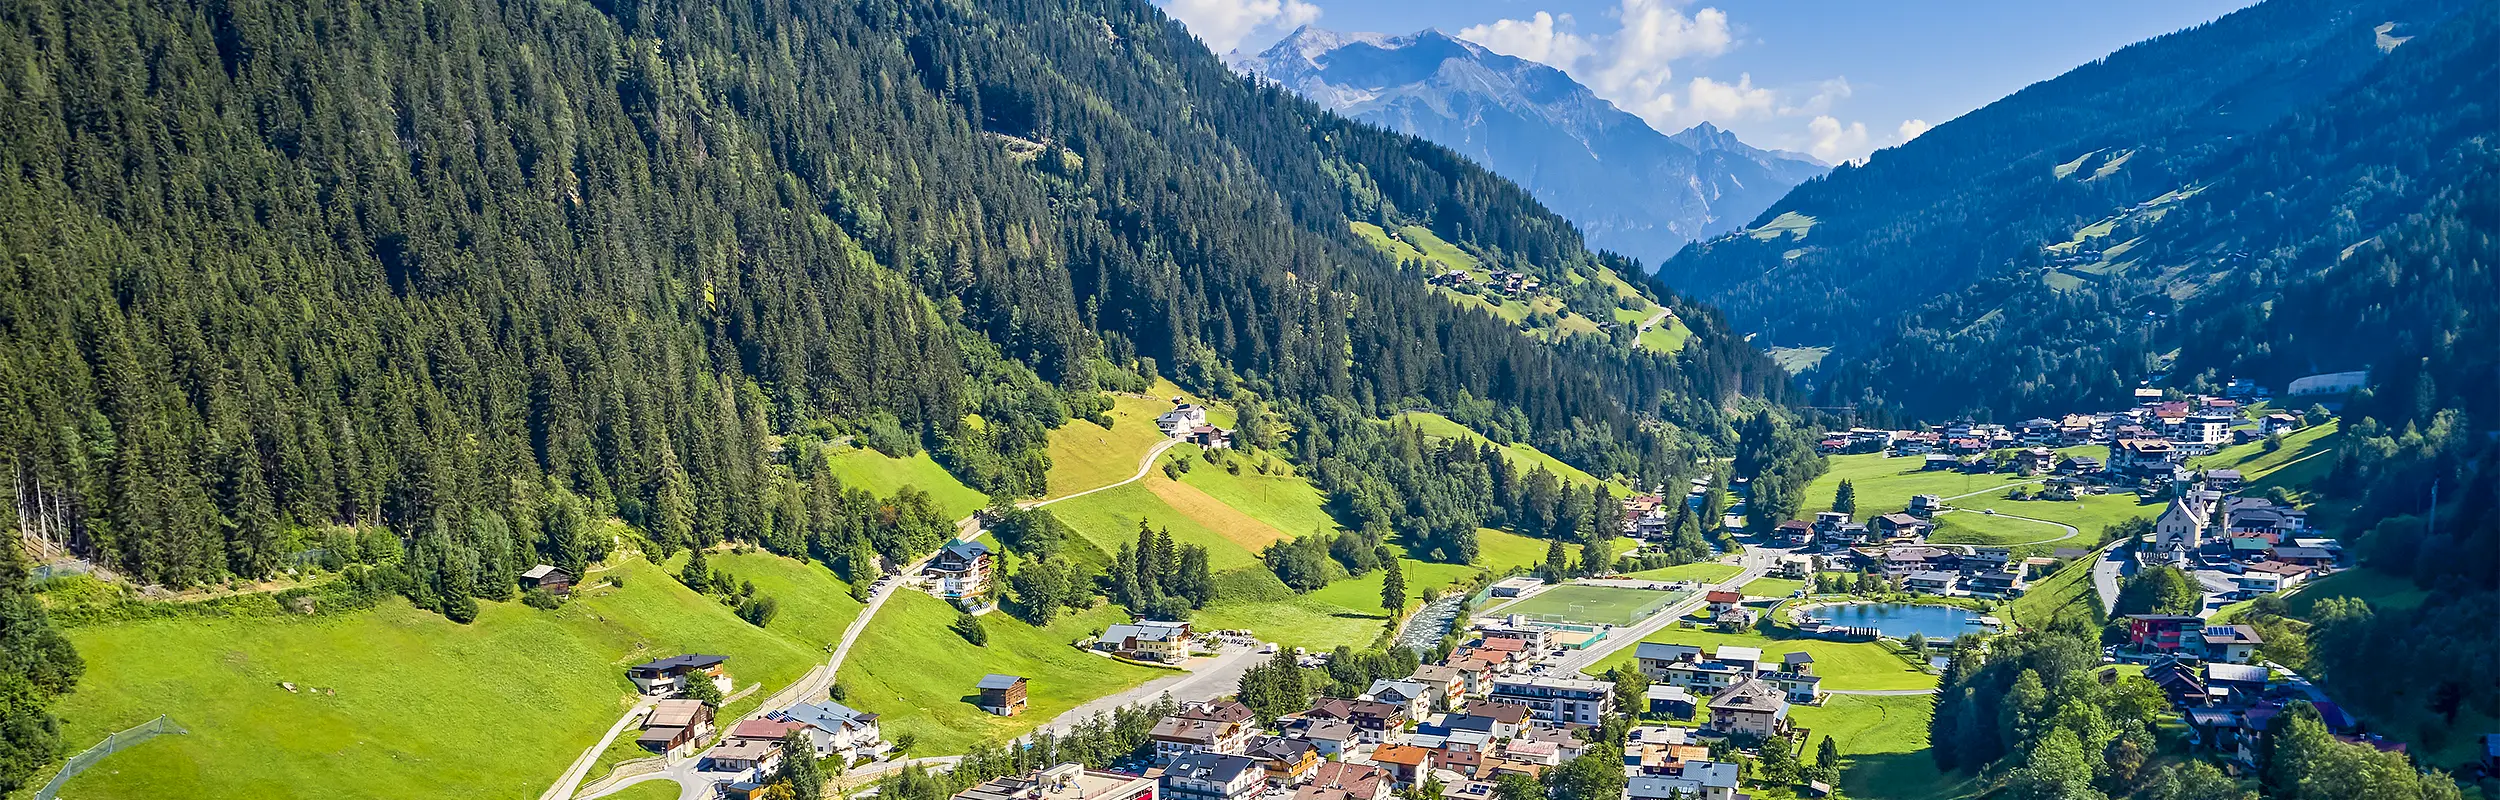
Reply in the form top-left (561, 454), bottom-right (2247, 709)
top-left (0, 0), bottom-right (1786, 588)
top-left (1654, 0), bottom-right (2491, 420)
top-left (0, 0), bottom-right (1800, 785)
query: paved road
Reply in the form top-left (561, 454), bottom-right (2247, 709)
top-left (1023, 437), bottom-right (1183, 509)
top-left (2091, 543), bottom-right (2130, 614)
top-left (1636, 309), bottom-right (1673, 332)
top-left (542, 697), bottom-right (660, 800)
top-left (1030, 646), bottom-right (1265, 738)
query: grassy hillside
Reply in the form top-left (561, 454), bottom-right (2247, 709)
top-left (1168, 446), bottom-right (1341, 539)
top-left (46, 557), bottom-right (823, 800)
top-left (1393, 411), bottom-right (1616, 488)
top-left (2008, 544), bottom-right (2111, 630)
top-left (840, 592), bottom-right (1162, 755)
top-left (2189, 420), bottom-right (2341, 494)
top-left (1790, 695), bottom-right (1979, 800)
top-left (1806, 453), bottom-right (2158, 547)
top-left (824, 446), bottom-right (990, 519)
top-left (1045, 394), bottom-right (1185, 497)
top-left (1802, 454), bottom-right (2032, 518)
top-left (1351, 220), bottom-right (1673, 351)
top-left (1045, 481), bottom-right (1267, 571)
top-left (698, 551), bottom-right (868, 650)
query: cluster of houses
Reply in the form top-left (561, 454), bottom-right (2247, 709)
top-left (1058, 623), bottom-right (1756, 800)
top-left (2109, 651), bottom-right (2381, 773)
top-left (1158, 400), bottom-right (1237, 450)
top-left (619, 653), bottom-right (896, 788)
top-left (1820, 390), bottom-right (2293, 467)
top-left (1427, 268), bottom-right (1541, 298)
top-left (2142, 480), bottom-right (2339, 592)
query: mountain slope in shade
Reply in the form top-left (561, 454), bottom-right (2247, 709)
top-left (1652, 0), bottom-right (2490, 420)
top-left (1232, 27), bottom-right (1827, 269)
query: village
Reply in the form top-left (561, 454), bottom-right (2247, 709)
top-left (556, 376), bottom-right (2394, 800)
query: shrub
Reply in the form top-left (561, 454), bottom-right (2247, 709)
top-left (952, 612), bottom-right (988, 646)
top-left (521, 588), bottom-right (562, 610)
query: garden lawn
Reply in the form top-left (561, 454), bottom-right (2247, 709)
top-left (1790, 694), bottom-right (1979, 800)
top-left (48, 557), bottom-right (821, 800)
top-left (1583, 627), bottom-right (1937, 692)
top-left (824, 446), bottom-right (988, 519)
top-left (1392, 412), bottom-right (1616, 488)
top-left (840, 593), bottom-right (1162, 755)
top-left (1740, 577), bottom-right (1807, 597)
top-left (1622, 562), bottom-right (1740, 584)
top-left (1493, 585), bottom-right (1677, 626)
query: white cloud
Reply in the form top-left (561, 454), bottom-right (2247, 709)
top-left (1463, 0), bottom-right (1734, 130)
top-left (1686, 74), bottom-right (1776, 120)
top-left (1455, 11), bottom-right (1592, 66)
top-left (1897, 118), bottom-right (1934, 141)
top-left (1806, 116), bottom-right (1871, 164)
top-left (1162, 0), bottom-right (1323, 54)
top-left (1778, 77), bottom-right (1852, 116)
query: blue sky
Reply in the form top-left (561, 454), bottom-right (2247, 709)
top-left (1161, 0), bottom-right (2257, 161)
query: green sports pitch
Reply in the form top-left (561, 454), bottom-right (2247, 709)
top-left (1494, 584), bottom-right (1686, 626)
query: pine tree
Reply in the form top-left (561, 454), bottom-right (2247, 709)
top-left (1833, 479), bottom-right (1857, 515)
top-left (1380, 557), bottom-right (1406, 617)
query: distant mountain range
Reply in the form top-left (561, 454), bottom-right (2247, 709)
top-left (1651, 0), bottom-right (2491, 420)
top-left (1231, 27), bottom-right (1828, 269)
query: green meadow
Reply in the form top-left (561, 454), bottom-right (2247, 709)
top-left (46, 557), bottom-right (822, 800)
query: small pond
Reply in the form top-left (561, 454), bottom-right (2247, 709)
top-left (1807, 602), bottom-right (1991, 641)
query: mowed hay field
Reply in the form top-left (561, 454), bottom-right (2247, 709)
top-left (838, 592), bottom-right (1162, 755)
top-left (48, 557), bottom-right (824, 800)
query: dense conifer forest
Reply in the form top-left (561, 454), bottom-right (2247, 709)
top-left (0, 0), bottom-right (1799, 785)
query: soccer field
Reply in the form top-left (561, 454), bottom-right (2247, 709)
top-left (1495, 584), bottom-right (1685, 626)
